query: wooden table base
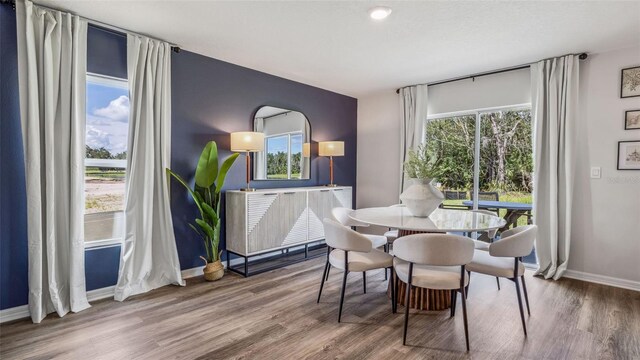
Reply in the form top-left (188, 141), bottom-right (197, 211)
top-left (386, 228), bottom-right (452, 311)
top-left (387, 275), bottom-right (451, 311)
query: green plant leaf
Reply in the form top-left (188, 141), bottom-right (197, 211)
top-left (195, 141), bottom-right (218, 188)
top-left (215, 152), bottom-right (240, 194)
top-left (202, 202), bottom-right (217, 223)
top-left (195, 218), bottom-right (215, 240)
top-left (166, 168), bottom-right (204, 218)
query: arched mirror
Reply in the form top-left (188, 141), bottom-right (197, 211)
top-left (253, 106), bottom-right (311, 180)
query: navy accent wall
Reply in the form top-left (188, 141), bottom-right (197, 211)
top-left (85, 246), bottom-right (121, 291)
top-left (171, 51), bottom-right (357, 270)
top-left (0, 3), bottom-right (29, 310)
top-left (0, 7), bottom-right (357, 309)
top-left (87, 26), bottom-right (127, 79)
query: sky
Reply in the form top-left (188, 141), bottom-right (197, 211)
top-left (267, 133), bottom-right (302, 154)
top-left (86, 82), bottom-right (129, 156)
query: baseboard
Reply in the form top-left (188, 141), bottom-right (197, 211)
top-left (564, 269), bottom-right (640, 292)
top-left (0, 305), bottom-right (29, 323)
top-left (0, 266), bottom-right (219, 324)
top-left (87, 286), bottom-right (116, 302)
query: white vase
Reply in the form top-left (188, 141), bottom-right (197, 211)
top-left (400, 178), bottom-right (444, 217)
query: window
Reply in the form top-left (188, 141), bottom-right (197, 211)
top-left (84, 73), bottom-right (129, 246)
top-left (265, 132), bottom-right (303, 179)
top-left (425, 105), bottom-right (535, 263)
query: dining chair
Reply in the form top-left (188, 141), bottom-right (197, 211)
top-left (465, 225), bottom-right (537, 336)
top-left (317, 218), bottom-right (395, 323)
top-left (469, 209), bottom-right (498, 250)
top-left (470, 191), bottom-right (500, 212)
top-left (383, 204), bottom-right (405, 246)
top-left (468, 209), bottom-right (502, 290)
top-left (332, 207), bottom-right (389, 283)
top-left (393, 233), bottom-right (475, 350)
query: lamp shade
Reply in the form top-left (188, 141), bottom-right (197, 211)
top-left (230, 132), bottom-right (264, 152)
top-left (318, 141), bottom-right (344, 157)
top-left (302, 143), bottom-right (311, 158)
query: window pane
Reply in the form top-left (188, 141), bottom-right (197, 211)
top-left (266, 135), bottom-right (289, 179)
top-left (290, 133), bottom-right (303, 179)
top-left (479, 109), bottom-right (534, 262)
top-left (85, 77), bottom-right (129, 243)
top-left (424, 115), bottom-right (476, 209)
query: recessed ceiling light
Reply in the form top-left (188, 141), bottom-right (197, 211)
top-left (369, 6), bottom-right (392, 20)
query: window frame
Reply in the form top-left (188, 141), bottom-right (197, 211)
top-left (84, 73), bottom-right (129, 249)
top-left (264, 131), bottom-right (304, 180)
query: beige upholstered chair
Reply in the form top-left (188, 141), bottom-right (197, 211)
top-left (332, 207), bottom-right (390, 282)
top-left (317, 219), bottom-right (394, 322)
top-left (469, 209), bottom-right (499, 251)
top-left (331, 207), bottom-right (387, 249)
top-left (393, 234), bottom-right (475, 350)
top-left (469, 209), bottom-right (501, 290)
top-left (383, 204), bottom-right (405, 245)
top-left (466, 225), bottom-right (537, 336)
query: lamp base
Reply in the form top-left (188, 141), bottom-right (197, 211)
top-left (325, 184), bottom-right (338, 187)
top-left (240, 188), bottom-right (257, 192)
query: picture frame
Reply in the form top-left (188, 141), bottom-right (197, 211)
top-left (625, 110), bottom-right (640, 130)
top-left (617, 140), bottom-right (640, 170)
top-left (620, 66), bottom-right (640, 98)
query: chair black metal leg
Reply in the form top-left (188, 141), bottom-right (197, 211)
top-left (317, 259), bottom-right (330, 303)
top-left (338, 270), bottom-right (348, 323)
top-left (514, 276), bottom-right (527, 336)
top-left (394, 270), bottom-right (399, 313)
top-left (362, 272), bottom-right (367, 294)
top-left (450, 290), bottom-right (457, 317)
top-left (325, 246), bottom-right (332, 281)
top-left (338, 251), bottom-right (349, 323)
top-left (460, 285), bottom-right (470, 351)
top-left (389, 267), bottom-right (395, 313)
top-left (521, 275), bottom-right (530, 315)
top-left (384, 244), bottom-right (389, 280)
top-left (402, 263), bottom-right (414, 346)
top-left (460, 266), bottom-right (470, 351)
top-left (496, 277), bottom-right (501, 290)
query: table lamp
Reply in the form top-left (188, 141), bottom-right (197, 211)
top-left (302, 143), bottom-right (311, 158)
top-left (318, 141), bottom-right (344, 187)
top-left (231, 131), bottom-right (265, 191)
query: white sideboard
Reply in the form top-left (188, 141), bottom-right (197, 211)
top-left (226, 186), bottom-right (352, 256)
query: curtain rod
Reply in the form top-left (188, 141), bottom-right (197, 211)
top-left (395, 52), bottom-right (588, 94)
top-left (2, 0), bottom-right (182, 52)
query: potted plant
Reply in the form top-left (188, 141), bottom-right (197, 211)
top-left (167, 141), bottom-right (239, 281)
top-left (400, 143), bottom-right (444, 217)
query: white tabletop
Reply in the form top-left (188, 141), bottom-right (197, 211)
top-left (349, 207), bottom-right (506, 233)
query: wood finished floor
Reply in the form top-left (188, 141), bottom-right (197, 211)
top-left (1, 257), bottom-right (639, 360)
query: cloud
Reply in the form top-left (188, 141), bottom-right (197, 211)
top-left (93, 95), bottom-right (130, 122)
top-left (86, 124), bottom-right (128, 155)
top-left (86, 126), bottom-right (112, 150)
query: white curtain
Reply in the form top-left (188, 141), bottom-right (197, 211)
top-left (531, 55), bottom-right (579, 280)
top-left (16, 0), bottom-right (90, 323)
top-left (114, 34), bottom-right (184, 301)
top-left (399, 84), bottom-right (428, 193)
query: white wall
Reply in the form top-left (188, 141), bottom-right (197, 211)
top-left (570, 45), bottom-right (640, 283)
top-left (356, 91), bottom-right (400, 234)
top-left (357, 45), bottom-right (640, 285)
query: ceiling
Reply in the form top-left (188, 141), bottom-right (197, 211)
top-left (37, 1), bottom-right (640, 97)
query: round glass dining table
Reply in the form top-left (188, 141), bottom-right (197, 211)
top-left (349, 206), bottom-right (506, 234)
top-left (348, 206), bottom-right (506, 311)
